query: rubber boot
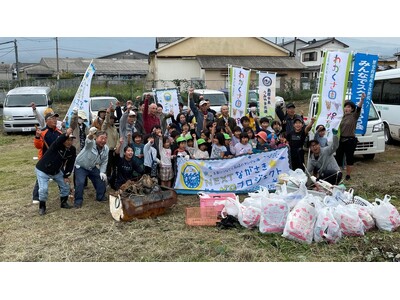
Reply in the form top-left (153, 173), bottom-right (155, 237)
top-left (60, 196), bottom-right (72, 209)
top-left (39, 201), bottom-right (46, 215)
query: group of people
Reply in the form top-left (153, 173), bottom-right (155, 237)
top-left (30, 86), bottom-right (365, 215)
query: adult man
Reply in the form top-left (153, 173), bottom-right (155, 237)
top-left (216, 104), bottom-right (236, 133)
top-left (156, 103), bottom-right (174, 135)
top-left (188, 88), bottom-right (215, 137)
top-left (143, 94), bottom-right (160, 134)
top-left (35, 128), bottom-right (76, 215)
top-left (73, 127), bottom-right (109, 208)
top-left (306, 129), bottom-right (342, 186)
top-left (32, 112), bottom-right (63, 203)
top-left (102, 105), bottom-right (119, 177)
top-left (275, 102), bottom-right (303, 136)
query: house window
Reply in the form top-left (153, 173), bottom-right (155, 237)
top-left (302, 52), bottom-right (317, 62)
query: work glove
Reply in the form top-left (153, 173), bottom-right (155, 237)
top-left (332, 128), bottom-right (338, 136)
top-left (100, 172), bottom-right (107, 182)
top-left (89, 127), bottom-right (97, 135)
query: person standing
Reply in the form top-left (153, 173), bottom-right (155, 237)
top-left (73, 127), bottom-right (109, 208)
top-left (335, 93), bottom-right (365, 180)
top-left (188, 87), bottom-right (215, 137)
top-left (216, 104), bottom-right (236, 133)
top-left (143, 93), bottom-right (161, 134)
top-left (275, 102), bottom-right (303, 136)
top-left (35, 128), bottom-right (76, 215)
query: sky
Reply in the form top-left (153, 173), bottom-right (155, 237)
top-left (1, 36), bottom-right (400, 64)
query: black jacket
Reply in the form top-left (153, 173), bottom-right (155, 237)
top-left (36, 133), bottom-right (76, 177)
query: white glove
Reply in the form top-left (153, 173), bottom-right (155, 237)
top-left (73, 107), bottom-right (78, 114)
top-left (89, 127), bottom-right (97, 135)
top-left (100, 172), bottom-right (107, 182)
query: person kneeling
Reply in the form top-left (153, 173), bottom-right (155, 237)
top-left (306, 129), bottom-right (342, 186)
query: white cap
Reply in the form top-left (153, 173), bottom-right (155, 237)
top-left (129, 111), bottom-right (136, 116)
top-left (199, 100), bottom-right (207, 106)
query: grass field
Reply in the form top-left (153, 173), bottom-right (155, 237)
top-left (1, 99), bottom-right (400, 264)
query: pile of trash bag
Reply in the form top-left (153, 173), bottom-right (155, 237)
top-left (213, 181), bottom-right (400, 244)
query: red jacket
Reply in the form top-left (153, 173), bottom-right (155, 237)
top-left (143, 97), bottom-right (160, 134)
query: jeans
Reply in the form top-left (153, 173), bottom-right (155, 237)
top-left (74, 166), bottom-right (106, 206)
top-left (32, 179), bottom-right (39, 200)
top-left (35, 168), bottom-right (70, 202)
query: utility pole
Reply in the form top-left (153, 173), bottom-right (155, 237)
top-left (56, 37), bottom-right (60, 101)
top-left (293, 37), bottom-right (297, 58)
top-left (14, 39), bottom-right (19, 81)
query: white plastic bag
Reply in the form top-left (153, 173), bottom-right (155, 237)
top-left (237, 205), bottom-right (261, 229)
top-left (333, 204), bottom-right (365, 236)
top-left (314, 207), bottom-right (342, 243)
top-left (348, 196), bottom-right (375, 231)
top-left (259, 195), bottom-right (289, 234)
top-left (282, 195), bottom-right (319, 244)
top-left (215, 196), bottom-right (241, 218)
top-left (371, 195), bottom-right (400, 232)
top-left (278, 182), bottom-right (308, 210)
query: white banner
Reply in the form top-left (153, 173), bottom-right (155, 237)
top-left (173, 147), bottom-right (290, 194)
top-left (63, 61), bottom-right (96, 128)
top-left (229, 66), bottom-right (251, 126)
top-left (154, 88), bottom-right (180, 119)
top-left (258, 72), bottom-right (276, 118)
top-left (315, 51), bottom-right (352, 143)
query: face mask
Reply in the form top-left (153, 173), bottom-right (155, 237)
top-left (250, 107), bottom-right (257, 112)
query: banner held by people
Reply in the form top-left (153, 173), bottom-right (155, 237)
top-left (315, 51), bottom-right (352, 143)
top-left (173, 147), bottom-right (290, 194)
top-left (258, 72), bottom-right (276, 118)
top-left (350, 53), bottom-right (379, 135)
top-left (154, 88), bottom-right (180, 119)
top-left (229, 66), bottom-right (251, 127)
top-left (63, 60), bottom-right (96, 128)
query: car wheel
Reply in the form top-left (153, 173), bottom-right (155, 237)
top-left (363, 154), bottom-right (375, 160)
top-left (384, 124), bottom-right (393, 145)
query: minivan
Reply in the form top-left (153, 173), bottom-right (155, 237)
top-left (3, 86), bottom-right (52, 133)
top-left (89, 96), bottom-right (118, 124)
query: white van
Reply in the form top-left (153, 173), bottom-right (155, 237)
top-left (307, 94), bottom-right (385, 159)
top-left (3, 86), bottom-right (52, 133)
top-left (193, 89), bottom-right (227, 114)
top-left (89, 96), bottom-right (118, 124)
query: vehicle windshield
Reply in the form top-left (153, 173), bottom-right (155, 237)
top-left (206, 94), bottom-right (227, 106)
top-left (248, 91), bottom-right (258, 102)
top-left (368, 103), bottom-right (380, 121)
top-left (5, 94), bottom-right (47, 107)
top-left (91, 98), bottom-right (117, 111)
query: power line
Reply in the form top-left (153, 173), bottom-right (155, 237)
top-left (0, 48), bottom-right (14, 58)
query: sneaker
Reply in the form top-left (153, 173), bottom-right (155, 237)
top-left (32, 200), bottom-right (39, 204)
top-left (345, 175), bottom-right (351, 180)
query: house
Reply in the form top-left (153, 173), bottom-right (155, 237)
top-left (97, 49), bottom-right (148, 60)
top-left (148, 37), bottom-right (307, 91)
top-left (17, 57), bottom-right (149, 80)
top-left (394, 52), bottom-right (400, 68)
top-left (279, 38), bottom-right (308, 59)
top-left (377, 56), bottom-right (397, 71)
top-left (298, 37), bottom-right (349, 80)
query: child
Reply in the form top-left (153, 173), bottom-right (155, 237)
top-left (234, 132), bottom-right (253, 156)
top-left (210, 132), bottom-right (227, 159)
top-left (131, 132), bottom-right (145, 176)
top-left (257, 117), bottom-right (273, 134)
top-left (144, 134), bottom-right (160, 178)
top-left (254, 131), bottom-right (270, 152)
top-left (240, 116), bottom-right (251, 130)
top-left (244, 127), bottom-right (257, 149)
top-left (314, 124), bottom-right (328, 147)
top-left (231, 126), bottom-right (242, 146)
top-left (192, 134), bottom-right (210, 159)
top-left (158, 136), bottom-right (174, 187)
top-left (223, 133), bottom-right (235, 158)
top-left (286, 117), bottom-right (314, 171)
top-left (185, 134), bottom-right (195, 158)
top-left (173, 136), bottom-right (190, 160)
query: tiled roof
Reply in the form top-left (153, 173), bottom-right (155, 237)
top-left (196, 56), bottom-right (306, 70)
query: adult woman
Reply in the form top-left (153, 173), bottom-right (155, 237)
top-left (335, 93), bottom-right (365, 180)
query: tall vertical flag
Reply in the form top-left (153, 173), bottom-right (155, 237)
top-left (315, 51), bottom-right (352, 143)
top-left (229, 66), bottom-right (251, 126)
top-left (258, 72), bottom-right (276, 118)
top-left (63, 60), bottom-right (96, 128)
top-left (351, 53), bottom-right (379, 135)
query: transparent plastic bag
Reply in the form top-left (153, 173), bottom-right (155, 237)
top-left (259, 195), bottom-right (289, 234)
top-left (333, 204), bottom-right (365, 236)
top-left (314, 207), bottom-right (342, 243)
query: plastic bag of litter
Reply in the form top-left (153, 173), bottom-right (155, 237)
top-left (314, 206), bottom-right (342, 243)
top-left (215, 196), bottom-right (241, 218)
top-left (282, 195), bottom-right (320, 244)
top-left (242, 186), bottom-right (269, 209)
top-left (237, 204), bottom-right (261, 229)
top-left (259, 195), bottom-right (289, 234)
top-left (347, 196), bottom-right (375, 231)
top-left (333, 204), bottom-right (365, 236)
top-left (277, 182), bottom-right (308, 210)
top-left (371, 195), bottom-right (400, 232)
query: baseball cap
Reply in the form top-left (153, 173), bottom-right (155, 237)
top-left (223, 133), bottom-right (231, 140)
top-left (45, 112), bottom-right (59, 120)
top-left (286, 103), bottom-right (296, 109)
top-left (129, 110), bottom-right (136, 116)
top-left (293, 116), bottom-right (304, 123)
top-left (67, 133), bottom-right (76, 139)
top-left (199, 100), bottom-right (208, 106)
top-left (255, 131), bottom-right (267, 142)
top-left (185, 133), bottom-right (192, 140)
top-left (176, 136), bottom-right (186, 143)
top-left (197, 138), bottom-right (206, 145)
top-left (78, 110), bottom-right (88, 121)
top-left (308, 139), bottom-right (319, 147)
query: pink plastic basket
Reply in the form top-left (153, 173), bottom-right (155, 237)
top-left (198, 192), bottom-right (237, 214)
